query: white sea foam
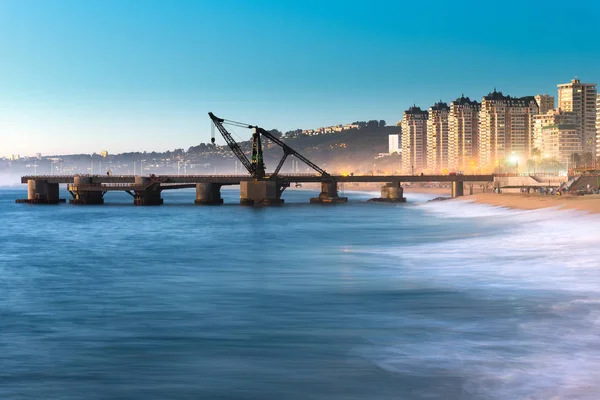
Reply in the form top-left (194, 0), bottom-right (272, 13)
top-left (393, 200), bottom-right (600, 291)
top-left (357, 200), bottom-right (600, 399)
top-left (403, 192), bottom-right (441, 203)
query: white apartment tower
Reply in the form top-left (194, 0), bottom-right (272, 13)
top-left (535, 94), bottom-right (555, 115)
top-left (478, 90), bottom-right (539, 171)
top-left (533, 111), bottom-right (553, 152)
top-left (534, 109), bottom-right (581, 165)
top-left (448, 95), bottom-right (480, 172)
top-left (388, 134), bottom-right (400, 155)
top-left (400, 106), bottom-right (428, 174)
top-left (597, 93), bottom-right (600, 158)
top-left (426, 102), bottom-right (450, 173)
top-left (557, 78), bottom-right (597, 157)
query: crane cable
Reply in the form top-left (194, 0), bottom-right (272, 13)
top-left (211, 119), bottom-right (252, 145)
top-left (222, 118), bottom-right (254, 129)
top-left (210, 121), bottom-right (216, 144)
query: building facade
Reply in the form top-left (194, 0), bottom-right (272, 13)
top-left (400, 106), bottom-right (428, 174)
top-left (534, 111), bottom-right (554, 152)
top-left (448, 95), bottom-right (480, 172)
top-left (426, 102), bottom-right (450, 173)
top-left (388, 134), bottom-right (400, 155)
top-left (478, 90), bottom-right (539, 171)
top-left (534, 109), bottom-right (581, 165)
top-left (597, 94), bottom-right (600, 158)
top-left (535, 94), bottom-right (555, 115)
top-left (557, 78), bottom-right (597, 158)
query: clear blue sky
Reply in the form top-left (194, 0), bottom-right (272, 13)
top-left (1, 0), bottom-right (599, 156)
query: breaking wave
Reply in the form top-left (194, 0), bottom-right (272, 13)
top-left (356, 200), bottom-right (600, 399)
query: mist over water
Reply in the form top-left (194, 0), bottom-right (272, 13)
top-left (1, 187), bottom-right (599, 399)
top-left (0, 172), bottom-right (22, 187)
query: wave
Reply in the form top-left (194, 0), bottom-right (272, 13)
top-left (354, 200), bottom-right (600, 399)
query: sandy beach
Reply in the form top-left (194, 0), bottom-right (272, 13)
top-left (400, 183), bottom-right (600, 215)
top-left (293, 181), bottom-right (600, 214)
top-left (460, 192), bottom-right (600, 214)
top-left (399, 183), bottom-right (600, 215)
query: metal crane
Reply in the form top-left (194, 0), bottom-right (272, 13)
top-left (208, 112), bottom-right (329, 179)
top-left (209, 112), bottom-right (265, 178)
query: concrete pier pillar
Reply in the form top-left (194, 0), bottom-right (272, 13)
top-left (16, 179), bottom-right (64, 204)
top-left (133, 177), bottom-right (163, 205)
top-left (310, 181), bottom-right (348, 204)
top-left (367, 182), bottom-right (406, 203)
top-left (451, 181), bottom-right (464, 198)
top-left (195, 183), bottom-right (223, 205)
top-left (46, 183), bottom-right (59, 202)
top-left (240, 180), bottom-right (283, 205)
top-left (28, 179), bottom-right (46, 200)
top-left (381, 182), bottom-right (405, 202)
top-left (68, 176), bottom-right (104, 205)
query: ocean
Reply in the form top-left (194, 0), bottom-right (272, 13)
top-left (1, 187), bottom-right (599, 399)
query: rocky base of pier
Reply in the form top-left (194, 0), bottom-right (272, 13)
top-left (428, 196), bottom-right (451, 202)
top-left (241, 198), bottom-right (285, 206)
top-left (15, 198), bottom-right (66, 204)
top-left (70, 199), bottom-right (105, 205)
top-left (368, 197), bottom-right (406, 203)
top-left (310, 196), bottom-right (348, 204)
top-left (194, 199), bottom-right (224, 205)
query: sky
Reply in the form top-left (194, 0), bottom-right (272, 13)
top-left (0, 0), bottom-right (599, 156)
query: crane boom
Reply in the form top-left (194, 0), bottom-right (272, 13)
top-left (255, 127), bottom-right (329, 177)
top-left (208, 112), bottom-right (328, 179)
top-left (208, 112), bottom-right (254, 176)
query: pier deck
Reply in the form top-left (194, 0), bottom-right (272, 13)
top-left (21, 174), bottom-right (494, 185)
top-left (17, 174), bottom-right (494, 205)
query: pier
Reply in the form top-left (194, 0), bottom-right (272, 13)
top-left (16, 174), bottom-right (494, 206)
top-left (15, 113), bottom-right (494, 206)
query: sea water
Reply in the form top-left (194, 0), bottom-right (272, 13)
top-left (1, 187), bottom-right (600, 399)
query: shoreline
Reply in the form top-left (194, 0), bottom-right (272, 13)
top-left (454, 192), bottom-right (600, 215)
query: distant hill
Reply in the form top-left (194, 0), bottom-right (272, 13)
top-left (184, 124), bottom-right (401, 174)
top-left (5, 124), bottom-right (401, 176)
top-left (259, 125), bottom-right (401, 173)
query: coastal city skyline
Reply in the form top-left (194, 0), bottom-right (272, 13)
top-left (7, 77), bottom-right (598, 178)
top-left (2, 79), bottom-right (596, 160)
top-left (391, 77), bottom-right (599, 174)
top-left (1, 0), bottom-right (599, 156)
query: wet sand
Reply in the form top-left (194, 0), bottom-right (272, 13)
top-left (461, 192), bottom-right (600, 214)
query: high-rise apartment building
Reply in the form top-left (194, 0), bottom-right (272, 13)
top-left (426, 102), bottom-right (449, 173)
top-left (534, 109), bottom-right (580, 165)
top-left (400, 106), bottom-right (428, 174)
top-left (535, 94), bottom-right (555, 115)
top-left (533, 111), bottom-right (553, 152)
top-left (388, 134), bottom-right (400, 155)
top-left (478, 90), bottom-right (539, 171)
top-left (557, 78), bottom-right (597, 157)
top-left (597, 94), bottom-right (600, 158)
top-left (448, 95), bottom-right (480, 171)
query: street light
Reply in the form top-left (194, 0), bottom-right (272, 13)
top-left (509, 153), bottom-right (519, 175)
